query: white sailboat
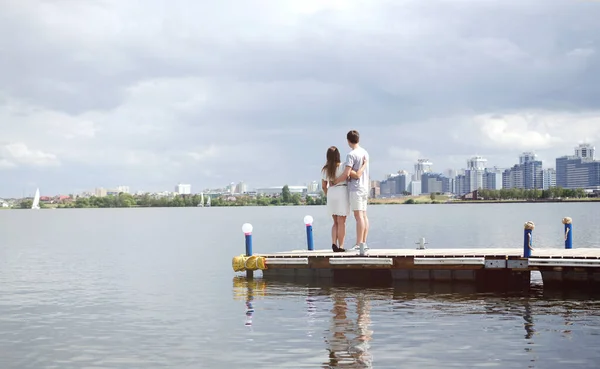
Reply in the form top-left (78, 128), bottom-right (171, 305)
top-left (31, 188), bottom-right (40, 210)
top-left (206, 196), bottom-right (211, 207)
top-left (197, 192), bottom-right (204, 207)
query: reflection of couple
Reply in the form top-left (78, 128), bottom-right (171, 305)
top-left (325, 292), bottom-right (373, 368)
top-left (321, 130), bottom-right (370, 252)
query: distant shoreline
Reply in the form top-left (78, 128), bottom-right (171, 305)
top-left (4, 197), bottom-right (599, 210)
top-left (369, 198), bottom-right (600, 205)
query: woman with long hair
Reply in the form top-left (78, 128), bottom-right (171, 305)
top-left (321, 146), bottom-right (367, 252)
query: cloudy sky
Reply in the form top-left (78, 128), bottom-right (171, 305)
top-left (1, 0), bottom-right (599, 197)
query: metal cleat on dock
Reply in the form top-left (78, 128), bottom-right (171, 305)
top-left (416, 237), bottom-right (428, 250)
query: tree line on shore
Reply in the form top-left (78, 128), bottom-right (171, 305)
top-left (16, 185), bottom-right (595, 209)
top-left (18, 185), bottom-right (327, 209)
top-left (476, 187), bottom-right (588, 200)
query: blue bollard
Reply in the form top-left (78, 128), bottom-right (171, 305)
top-left (242, 223), bottom-right (254, 278)
top-left (304, 215), bottom-right (314, 251)
top-left (306, 225), bottom-right (314, 251)
top-left (523, 221), bottom-right (535, 258)
top-left (245, 233), bottom-right (253, 256)
top-left (242, 223), bottom-right (253, 256)
top-left (563, 217), bottom-right (573, 249)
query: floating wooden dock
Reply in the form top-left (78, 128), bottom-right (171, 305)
top-left (235, 248), bottom-right (600, 291)
top-left (233, 219), bottom-right (600, 291)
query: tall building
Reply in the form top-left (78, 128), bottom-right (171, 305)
top-left (542, 168), bottom-right (556, 189)
top-left (413, 159), bottom-right (433, 181)
top-left (391, 172), bottom-right (409, 194)
top-left (175, 184), bottom-right (191, 194)
top-left (483, 167), bottom-right (503, 190)
top-left (379, 179), bottom-right (392, 196)
top-left (467, 156), bottom-right (487, 170)
top-left (408, 181), bottom-right (421, 196)
top-left (370, 180), bottom-right (381, 198)
top-left (421, 173), bottom-right (444, 194)
top-left (94, 188), bottom-right (107, 197)
top-left (379, 172), bottom-right (408, 196)
top-left (306, 181), bottom-right (318, 193)
top-left (116, 186), bottom-right (130, 194)
top-left (519, 152), bottom-right (537, 165)
top-left (236, 181), bottom-right (248, 194)
top-left (465, 156), bottom-right (487, 193)
top-left (522, 153), bottom-right (543, 189)
top-left (575, 143), bottom-right (595, 160)
top-left (503, 166), bottom-right (524, 189)
top-left (556, 144), bottom-right (600, 189)
top-left (502, 152), bottom-right (543, 189)
top-left (444, 169), bottom-right (458, 179)
top-left (455, 174), bottom-right (468, 196)
top-left (442, 176), bottom-right (455, 194)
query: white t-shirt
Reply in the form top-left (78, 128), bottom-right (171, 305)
top-left (321, 164), bottom-right (347, 186)
top-left (345, 146), bottom-right (369, 192)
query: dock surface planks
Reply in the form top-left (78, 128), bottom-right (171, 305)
top-left (246, 247), bottom-right (600, 290)
top-left (257, 247), bottom-right (600, 259)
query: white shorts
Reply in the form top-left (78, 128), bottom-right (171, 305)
top-left (349, 189), bottom-right (368, 212)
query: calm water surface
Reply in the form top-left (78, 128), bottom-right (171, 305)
top-left (1, 203), bottom-right (599, 368)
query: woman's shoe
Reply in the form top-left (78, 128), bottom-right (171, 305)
top-left (332, 243), bottom-right (340, 252)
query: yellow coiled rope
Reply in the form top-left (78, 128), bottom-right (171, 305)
top-left (232, 254), bottom-right (268, 272)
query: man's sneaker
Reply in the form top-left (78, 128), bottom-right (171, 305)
top-left (345, 243), bottom-right (370, 252)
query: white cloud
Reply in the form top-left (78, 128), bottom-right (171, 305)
top-left (0, 159), bottom-right (16, 169)
top-left (476, 115), bottom-right (561, 150)
top-left (0, 96), bottom-right (98, 141)
top-left (1, 142), bottom-right (60, 167)
top-left (469, 111), bottom-right (600, 151)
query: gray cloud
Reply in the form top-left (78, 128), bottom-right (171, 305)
top-left (1, 0), bottom-right (599, 196)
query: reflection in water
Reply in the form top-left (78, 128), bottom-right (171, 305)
top-left (307, 289), bottom-right (317, 338)
top-left (562, 306), bottom-right (573, 338)
top-left (231, 276), bottom-right (600, 368)
top-left (245, 287), bottom-right (254, 327)
top-left (523, 300), bottom-right (535, 340)
top-left (522, 299), bottom-right (537, 368)
top-left (233, 277), bottom-right (268, 328)
top-left (324, 292), bottom-right (373, 368)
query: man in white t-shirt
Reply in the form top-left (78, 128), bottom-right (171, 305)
top-left (334, 130), bottom-right (370, 251)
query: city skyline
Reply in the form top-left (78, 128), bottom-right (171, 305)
top-left (378, 142), bottom-right (598, 197)
top-left (1, 142), bottom-right (596, 199)
top-left (1, 1), bottom-right (599, 198)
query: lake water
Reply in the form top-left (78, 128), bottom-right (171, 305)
top-left (1, 203), bottom-right (599, 368)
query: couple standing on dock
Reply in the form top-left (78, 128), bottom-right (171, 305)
top-left (321, 130), bottom-right (370, 253)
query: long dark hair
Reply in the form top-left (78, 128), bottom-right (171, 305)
top-left (322, 146), bottom-right (341, 181)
